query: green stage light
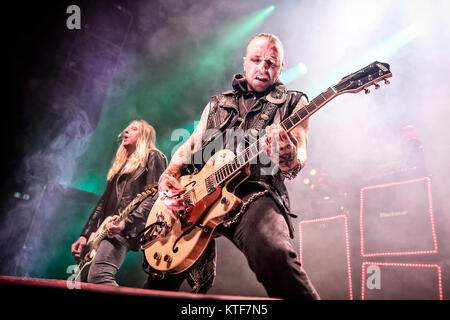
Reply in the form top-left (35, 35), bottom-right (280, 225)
top-left (308, 25), bottom-right (416, 98)
top-left (69, 5), bottom-right (275, 192)
top-left (280, 62), bottom-right (308, 85)
top-left (361, 25), bottom-right (416, 63)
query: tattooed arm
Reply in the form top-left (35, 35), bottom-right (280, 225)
top-left (158, 103), bottom-right (211, 211)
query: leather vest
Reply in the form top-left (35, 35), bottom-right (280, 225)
top-left (81, 149), bottom-right (167, 251)
top-left (198, 87), bottom-right (307, 238)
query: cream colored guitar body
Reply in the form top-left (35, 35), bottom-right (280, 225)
top-left (143, 149), bottom-right (246, 274)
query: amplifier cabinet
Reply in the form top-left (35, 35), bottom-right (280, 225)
top-left (299, 215), bottom-right (353, 300)
top-left (361, 262), bottom-right (443, 300)
top-left (360, 177), bottom-right (438, 257)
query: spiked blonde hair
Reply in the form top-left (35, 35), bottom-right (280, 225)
top-left (247, 33), bottom-right (284, 63)
top-left (107, 120), bottom-right (157, 181)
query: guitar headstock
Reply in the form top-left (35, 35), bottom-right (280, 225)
top-left (333, 61), bottom-right (392, 95)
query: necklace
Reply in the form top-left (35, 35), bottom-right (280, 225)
top-left (240, 94), bottom-right (258, 116)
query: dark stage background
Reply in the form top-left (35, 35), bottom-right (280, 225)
top-left (2, 0), bottom-right (449, 299)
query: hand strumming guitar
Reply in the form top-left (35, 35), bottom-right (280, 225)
top-left (157, 103), bottom-right (211, 219)
top-left (158, 168), bottom-right (186, 219)
top-left (105, 215), bottom-right (125, 238)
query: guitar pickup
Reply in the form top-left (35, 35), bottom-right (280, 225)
top-left (183, 190), bottom-right (195, 209)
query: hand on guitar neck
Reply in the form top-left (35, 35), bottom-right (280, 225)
top-left (265, 123), bottom-right (300, 173)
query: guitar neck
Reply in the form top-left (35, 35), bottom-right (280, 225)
top-left (280, 87), bottom-right (337, 133)
top-left (115, 196), bottom-right (141, 224)
top-left (93, 186), bottom-right (156, 244)
top-left (207, 60), bottom-right (392, 190)
top-left (211, 86), bottom-right (338, 186)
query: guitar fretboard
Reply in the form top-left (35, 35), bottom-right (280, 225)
top-left (92, 188), bottom-right (156, 246)
top-left (210, 87), bottom-right (336, 187)
top-left (280, 87), bottom-right (335, 131)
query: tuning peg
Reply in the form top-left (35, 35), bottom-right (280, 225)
top-left (384, 79), bottom-right (390, 85)
top-left (374, 83), bottom-right (380, 90)
top-left (364, 88), bottom-right (370, 94)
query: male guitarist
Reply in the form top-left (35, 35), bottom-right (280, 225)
top-left (157, 33), bottom-right (319, 299)
top-left (71, 120), bottom-right (167, 286)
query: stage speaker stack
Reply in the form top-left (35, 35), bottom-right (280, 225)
top-left (359, 176), bottom-right (444, 300)
top-left (299, 215), bottom-right (353, 300)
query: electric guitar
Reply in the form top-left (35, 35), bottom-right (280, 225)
top-left (72, 183), bottom-right (158, 282)
top-left (141, 61), bottom-right (392, 274)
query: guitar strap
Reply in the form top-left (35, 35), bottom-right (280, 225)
top-left (238, 84), bottom-right (288, 150)
top-left (191, 85), bottom-right (287, 173)
top-left (250, 84), bottom-right (287, 131)
top-left (223, 84), bottom-right (288, 228)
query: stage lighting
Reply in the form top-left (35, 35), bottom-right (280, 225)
top-left (280, 62), bottom-right (308, 85)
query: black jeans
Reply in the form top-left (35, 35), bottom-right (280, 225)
top-left (143, 270), bottom-right (187, 291)
top-left (87, 235), bottom-right (129, 286)
top-left (217, 195), bottom-right (319, 299)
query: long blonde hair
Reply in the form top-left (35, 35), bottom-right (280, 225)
top-left (107, 120), bottom-right (157, 181)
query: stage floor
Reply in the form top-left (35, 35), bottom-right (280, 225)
top-left (0, 275), bottom-right (274, 300)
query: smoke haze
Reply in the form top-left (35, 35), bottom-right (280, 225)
top-left (2, 0), bottom-right (449, 298)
